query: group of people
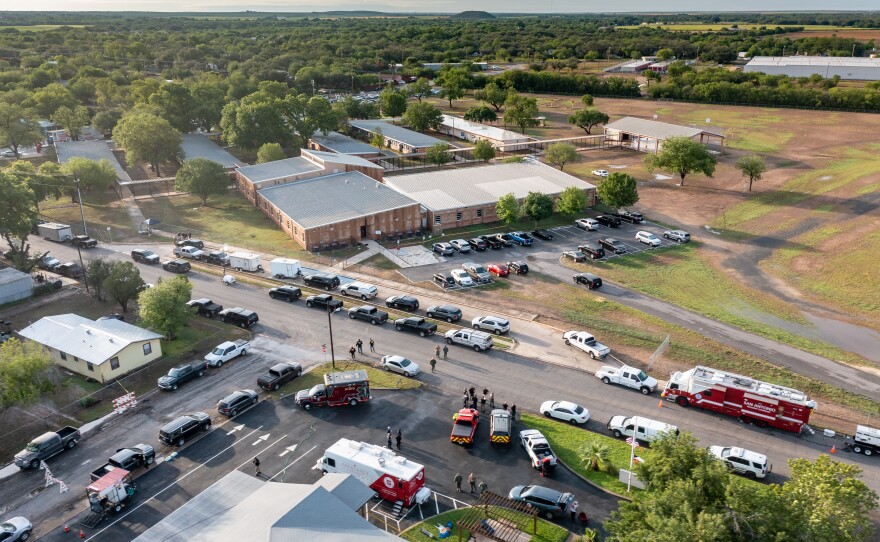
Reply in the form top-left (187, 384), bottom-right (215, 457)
top-left (387, 426), bottom-right (402, 450)
top-left (349, 338), bottom-right (376, 359)
top-left (453, 472), bottom-right (488, 496)
top-left (462, 387), bottom-right (516, 417)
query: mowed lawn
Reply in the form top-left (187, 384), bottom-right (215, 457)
top-left (40, 190), bottom-right (138, 241)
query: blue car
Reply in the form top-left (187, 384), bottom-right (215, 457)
top-left (508, 232), bottom-right (533, 246)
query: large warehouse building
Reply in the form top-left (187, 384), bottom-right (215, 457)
top-left (744, 56), bottom-right (880, 81)
top-left (604, 117), bottom-right (725, 153)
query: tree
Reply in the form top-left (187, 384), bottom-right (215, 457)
top-left (597, 173), bottom-right (640, 209)
top-left (402, 101), bottom-right (443, 132)
top-left (463, 106), bottom-right (497, 123)
top-left (51, 105), bottom-right (91, 140)
top-left (370, 128), bottom-right (385, 149)
top-left (190, 82), bottom-right (226, 132)
top-left (104, 261), bottom-right (145, 313)
top-left (379, 86), bottom-right (408, 118)
top-left (474, 81), bottom-right (509, 112)
top-left (656, 48), bottom-right (675, 61)
top-left (473, 140), bottom-right (496, 162)
top-left (580, 94), bottom-right (594, 107)
top-left (545, 142), bottom-right (577, 171)
top-left (0, 338), bottom-right (54, 409)
top-left (425, 143), bottom-right (452, 166)
top-left (408, 77), bottom-right (432, 101)
top-left (175, 158), bottom-right (229, 206)
top-left (437, 69), bottom-right (468, 107)
top-left (521, 191), bottom-right (553, 226)
top-left (113, 112), bottom-right (182, 176)
top-left (28, 82), bottom-right (76, 118)
top-left (220, 99), bottom-right (289, 150)
top-left (148, 82), bottom-right (196, 133)
top-left (503, 93), bottom-right (539, 135)
top-left (92, 109), bottom-right (123, 135)
top-left (735, 154), bottom-right (767, 192)
top-left (644, 136), bottom-right (717, 186)
top-left (555, 186), bottom-right (588, 216)
top-left (138, 275), bottom-right (193, 340)
top-left (568, 108), bottom-right (609, 134)
top-left (281, 94), bottom-right (339, 148)
top-left (580, 441), bottom-right (611, 471)
top-left (257, 143), bottom-right (286, 163)
top-left (62, 158), bottom-right (117, 192)
top-left (0, 172), bottom-right (38, 270)
top-left (0, 103), bottom-right (41, 158)
top-left (495, 193), bottom-right (521, 227)
top-left (87, 258), bottom-right (113, 301)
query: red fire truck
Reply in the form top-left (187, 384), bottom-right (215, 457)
top-left (450, 408), bottom-right (480, 446)
top-left (294, 369), bottom-right (370, 410)
top-left (663, 365), bottom-right (817, 433)
top-left (316, 438), bottom-right (431, 507)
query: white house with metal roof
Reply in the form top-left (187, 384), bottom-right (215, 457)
top-left (385, 161), bottom-right (597, 232)
top-left (349, 120), bottom-right (444, 153)
top-left (18, 314), bottom-right (162, 383)
top-left (0, 268), bottom-right (33, 305)
top-left (308, 131), bottom-right (384, 158)
top-left (436, 115), bottom-right (531, 150)
top-left (603, 116), bottom-right (725, 153)
top-left (256, 171), bottom-right (421, 251)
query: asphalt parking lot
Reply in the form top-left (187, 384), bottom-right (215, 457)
top-left (399, 217), bottom-right (686, 284)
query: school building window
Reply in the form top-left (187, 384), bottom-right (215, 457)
top-left (476, 209), bottom-right (483, 218)
top-left (456, 212), bottom-right (463, 221)
top-left (87, 362), bottom-right (94, 372)
top-left (434, 215), bottom-right (442, 225)
top-left (143, 343), bottom-right (152, 356)
top-left (110, 357), bottom-right (120, 370)
top-left (60, 351), bottom-right (67, 361)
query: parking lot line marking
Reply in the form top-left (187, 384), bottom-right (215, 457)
top-left (226, 424), bottom-right (244, 436)
top-left (252, 434), bottom-right (270, 445)
top-left (84, 425), bottom-right (264, 541)
top-left (279, 444), bottom-right (298, 457)
top-left (266, 445), bottom-right (317, 482)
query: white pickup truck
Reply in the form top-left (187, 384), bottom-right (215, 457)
top-left (205, 339), bottom-right (250, 367)
top-left (595, 365), bottom-right (658, 395)
top-left (563, 330), bottom-right (610, 359)
top-left (445, 329), bottom-right (493, 352)
top-left (173, 246), bottom-right (206, 260)
top-left (519, 429), bottom-right (557, 473)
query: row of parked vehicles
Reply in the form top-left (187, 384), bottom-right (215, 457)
top-left (431, 230), bottom-right (553, 256)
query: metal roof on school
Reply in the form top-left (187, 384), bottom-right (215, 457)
top-left (747, 55), bottom-right (880, 68)
top-left (54, 140), bottom-right (132, 182)
top-left (440, 115), bottom-right (529, 143)
top-left (604, 117), bottom-right (724, 140)
top-left (309, 131), bottom-right (382, 155)
top-left (181, 133), bottom-right (243, 169)
top-left (384, 161), bottom-right (596, 212)
top-left (18, 314), bottom-right (161, 365)
top-left (235, 157), bottom-right (323, 183)
top-left (258, 171), bottom-right (418, 229)
top-left (349, 119), bottom-right (444, 148)
top-left (305, 149), bottom-right (382, 169)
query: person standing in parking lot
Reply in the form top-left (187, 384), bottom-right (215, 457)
top-left (349, 346), bottom-right (356, 360)
top-left (356, 339), bottom-right (363, 354)
top-left (480, 395), bottom-right (487, 412)
top-left (454, 472), bottom-right (463, 492)
top-left (396, 428), bottom-right (402, 450)
top-left (442, 345), bottom-right (449, 359)
top-left (369, 338), bottom-right (375, 353)
top-left (430, 358), bottom-right (436, 372)
top-left (468, 472), bottom-right (476, 493)
top-left (463, 392), bottom-right (469, 408)
top-left (435, 345), bottom-right (441, 358)
top-left (253, 457), bottom-right (261, 476)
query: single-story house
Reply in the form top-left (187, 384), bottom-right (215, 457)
top-left (308, 131), bottom-right (385, 159)
top-left (0, 268), bottom-right (33, 305)
top-left (348, 120), bottom-right (444, 154)
top-left (181, 133), bottom-right (244, 171)
top-left (18, 314), bottom-right (162, 383)
top-left (603, 117), bottom-right (725, 153)
top-left (384, 161), bottom-right (597, 232)
top-left (436, 115), bottom-right (531, 150)
top-left (133, 472), bottom-right (397, 542)
top-left (55, 139), bottom-right (132, 183)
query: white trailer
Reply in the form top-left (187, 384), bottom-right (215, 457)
top-left (38, 223), bottom-right (73, 242)
top-left (852, 425), bottom-right (880, 456)
top-left (228, 252), bottom-right (263, 272)
top-left (269, 257), bottom-right (301, 279)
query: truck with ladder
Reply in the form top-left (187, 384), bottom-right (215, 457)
top-left (663, 365), bottom-right (817, 433)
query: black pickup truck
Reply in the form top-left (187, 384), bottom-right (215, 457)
top-left (187, 298), bottom-right (223, 318)
top-left (70, 235), bottom-right (98, 248)
top-left (257, 362), bottom-right (303, 391)
top-left (348, 305), bottom-right (388, 325)
top-left (305, 294), bottom-right (343, 311)
top-left (157, 360), bottom-right (206, 391)
top-left (89, 444), bottom-right (155, 481)
top-left (394, 316), bottom-right (437, 337)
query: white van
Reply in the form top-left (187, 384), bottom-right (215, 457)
top-left (445, 328), bottom-right (493, 352)
top-left (607, 415), bottom-right (678, 444)
top-left (340, 281), bottom-right (378, 300)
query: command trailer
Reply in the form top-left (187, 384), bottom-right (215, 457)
top-left (316, 438), bottom-right (431, 507)
top-left (663, 365), bottom-right (816, 433)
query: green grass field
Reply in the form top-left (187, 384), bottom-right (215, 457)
top-left (40, 190), bottom-right (139, 241)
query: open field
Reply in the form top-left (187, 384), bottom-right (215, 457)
top-left (0, 24), bottom-right (87, 31)
top-left (782, 29), bottom-right (880, 40)
top-left (616, 23), bottom-right (861, 32)
top-left (40, 190), bottom-right (139, 241)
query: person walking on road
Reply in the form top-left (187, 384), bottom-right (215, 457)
top-left (253, 457), bottom-right (261, 476)
top-left (480, 395), bottom-right (487, 412)
top-left (387, 433), bottom-right (393, 449)
top-left (511, 404), bottom-right (517, 420)
top-left (356, 339), bottom-right (363, 354)
top-left (468, 386), bottom-right (476, 399)
top-left (396, 428), bottom-right (402, 450)
top-left (569, 500), bottom-right (579, 522)
top-left (435, 345), bottom-right (441, 358)
top-left (430, 358), bottom-right (437, 373)
top-left (471, 396), bottom-right (478, 410)
top-left (502, 402), bottom-right (508, 411)
top-left (442, 345), bottom-right (448, 359)
top-left (349, 346), bottom-right (356, 360)
top-left (369, 338), bottom-right (375, 353)
top-left (483, 388), bottom-right (489, 397)
top-left (478, 480), bottom-right (488, 496)
top-left (489, 393), bottom-right (495, 409)
top-left (463, 392), bottom-right (469, 408)
top-left (454, 472), bottom-right (463, 492)
top-left (468, 472), bottom-right (476, 493)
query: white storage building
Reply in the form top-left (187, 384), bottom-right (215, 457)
top-left (0, 268), bottom-right (33, 305)
top-left (744, 56), bottom-right (880, 81)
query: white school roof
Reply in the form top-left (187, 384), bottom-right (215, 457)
top-left (440, 115), bottom-right (528, 143)
top-left (181, 133), bottom-right (243, 169)
top-left (349, 120), bottom-right (444, 148)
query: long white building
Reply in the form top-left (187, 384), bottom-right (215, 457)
top-left (744, 56), bottom-right (880, 81)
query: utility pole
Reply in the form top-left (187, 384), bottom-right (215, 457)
top-left (327, 306), bottom-right (338, 369)
top-left (75, 244), bottom-right (89, 293)
top-left (74, 175), bottom-right (87, 236)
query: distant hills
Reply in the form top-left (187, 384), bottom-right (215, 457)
top-left (450, 11), bottom-right (497, 20)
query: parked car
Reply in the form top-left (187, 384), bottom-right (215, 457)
top-left (708, 446), bottom-right (769, 479)
top-left (595, 215), bottom-right (621, 228)
top-left (592, 169), bottom-right (609, 177)
top-left (217, 389), bottom-right (258, 417)
top-left (257, 362), bottom-right (303, 391)
top-left (450, 269), bottom-right (474, 287)
top-left (162, 259), bottom-right (191, 274)
top-left (204, 251), bottom-right (230, 265)
top-left (479, 235), bottom-right (503, 249)
top-left (562, 250), bottom-right (586, 262)
top-left (578, 243), bottom-right (605, 259)
top-left (463, 262), bottom-right (491, 283)
top-left (13, 427), bottom-right (81, 470)
top-left (269, 286), bottom-right (302, 302)
top-left (636, 231), bottom-right (661, 247)
top-left (340, 281), bottom-right (378, 300)
top-left (574, 218), bottom-right (599, 231)
top-left (36, 254), bottom-right (60, 270)
top-left (381, 355), bottom-right (421, 377)
top-left (218, 307), bottom-right (259, 328)
top-left (563, 330), bottom-right (610, 359)
top-left (507, 261), bottom-right (529, 275)
top-left (426, 304), bottom-right (462, 323)
top-left (348, 305), bottom-right (388, 325)
top-left (598, 238), bottom-right (627, 254)
top-left (0, 517), bottom-right (32, 542)
top-left (131, 249), bottom-right (159, 264)
top-left (492, 233), bottom-right (514, 247)
top-left (385, 295), bottom-right (419, 311)
top-left (531, 229), bottom-right (554, 241)
top-left (508, 232), bottom-right (532, 246)
top-left (394, 316), bottom-right (437, 337)
top-left (303, 273), bottom-right (340, 290)
top-left (204, 340), bottom-right (249, 368)
top-left (70, 235), bottom-right (97, 248)
top-left (615, 210), bottom-right (644, 224)
top-left (445, 328), bottom-right (493, 352)
top-left (159, 412), bottom-right (211, 447)
top-left (508, 485), bottom-right (573, 519)
top-left (487, 263), bottom-right (509, 277)
top-left (175, 238), bottom-right (205, 249)
top-left (56, 262), bottom-right (84, 278)
top-left (432, 242), bottom-right (454, 256)
top-left (434, 272), bottom-right (455, 288)
top-left (158, 360), bottom-right (206, 391)
top-left (449, 239), bottom-right (471, 253)
top-left (305, 294), bottom-right (343, 311)
top-left (471, 315), bottom-right (510, 335)
top-left (540, 400), bottom-right (590, 424)
top-left (467, 238), bottom-right (488, 251)
top-left (573, 273), bottom-right (603, 290)
top-left (187, 298), bottom-right (223, 317)
top-left (663, 230), bottom-right (691, 243)
top-left (173, 246), bottom-right (205, 260)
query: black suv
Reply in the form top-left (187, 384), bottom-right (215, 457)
top-left (595, 215), bottom-right (621, 228)
top-left (599, 238), bottom-right (627, 254)
top-left (162, 259), bottom-right (191, 274)
top-left (217, 389), bottom-right (258, 417)
top-left (57, 262), bottom-right (84, 278)
top-left (187, 298), bottom-right (223, 317)
top-left (305, 294), bottom-right (343, 310)
top-left (579, 243), bottom-right (605, 259)
top-left (479, 235), bottom-right (503, 249)
top-left (385, 295), bottom-right (419, 311)
top-left (507, 261), bottom-right (529, 275)
top-left (159, 412), bottom-right (211, 447)
top-left (531, 229), bottom-right (554, 241)
top-left (615, 210), bottom-right (644, 224)
top-left (131, 249), bottom-right (160, 264)
top-left (467, 238), bottom-right (488, 251)
top-left (426, 304), bottom-right (463, 323)
top-left (175, 238), bottom-right (205, 249)
top-left (269, 286), bottom-right (302, 302)
top-left (204, 251), bottom-right (230, 266)
top-left (219, 308), bottom-right (259, 328)
top-left (304, 274), bottom-right (340, 290)
top-left (574, 273), bottom-right (603, 290)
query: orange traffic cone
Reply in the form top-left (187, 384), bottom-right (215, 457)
top-left (80, 529), bottom-right (86, 539)
top-left (658, 401), bottom-right (663, 408)
top-left (830, 445), bottom-right (837, 454)
top-left (63, 525), bottom-right (70, 533)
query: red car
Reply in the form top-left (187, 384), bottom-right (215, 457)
top-left (488, 264), bottom-right (509, 277)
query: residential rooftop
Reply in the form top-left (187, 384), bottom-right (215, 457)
top-left (54, 140), bottom-right (132, 182)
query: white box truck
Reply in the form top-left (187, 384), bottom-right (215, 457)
top-left (269, 257), bottom-right (301, 279)
top-left (228, 252), bottom-right (263, 272)
top-left (38, 223), bottom-right (73, 242)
